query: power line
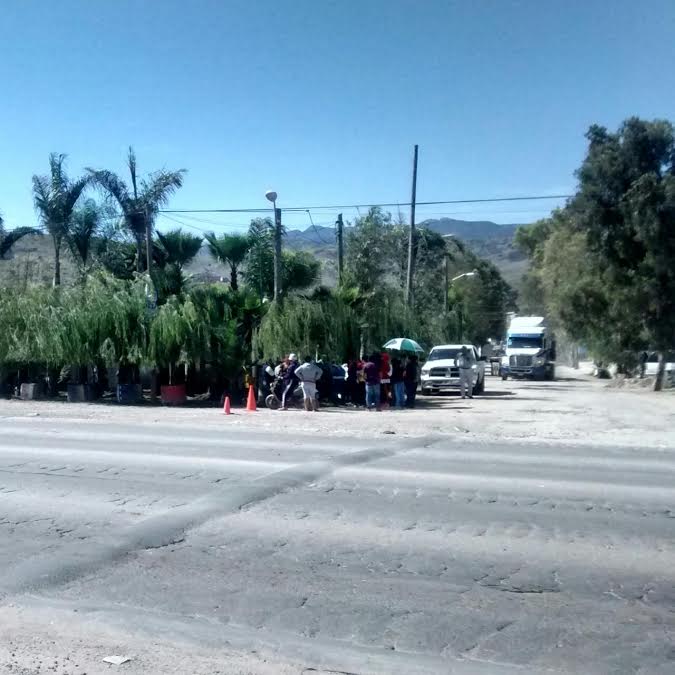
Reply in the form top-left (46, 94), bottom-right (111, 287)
top-left (305, 209), bottom-right (332, 245)
top-left (160, 193), bottom-right (571, 215)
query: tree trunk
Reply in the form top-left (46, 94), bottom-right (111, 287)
top-left (230, 264), bottom-right (238, 291)
top-left (135, 233), bottom-right (144, 273)
top-left (145, 220), bottom-right (153, 276)
top-left (654, 351), bottom-right (667, 392)
top-left (53, 236), bottom-right (61, 287)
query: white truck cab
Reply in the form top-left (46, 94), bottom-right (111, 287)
top-left (500, 316), bottom-right (556, 380)
top-left (420, 344), bottom-right (486, 395)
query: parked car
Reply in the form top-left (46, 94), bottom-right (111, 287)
top-left (420, 344), bottom-right (486, 395)
top-left (645, 352), bottom-right (675, 377)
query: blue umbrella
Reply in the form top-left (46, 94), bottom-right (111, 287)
top-left (383, 338), bottom-right (425, 353)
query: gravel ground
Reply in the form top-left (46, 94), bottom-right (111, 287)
top-left (1, 364), bottom-right (673, 674)
top-left (1, 364), bottom-right (673, 448)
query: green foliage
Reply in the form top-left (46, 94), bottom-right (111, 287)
top-left (204, 232), bottom-right (250, 290)
top-left (341, 212), bottom-right (515, 350)
top-left (243, 218), bottom-right (321, 299)
top-left (156, 229), bottom-right (202, 268)
top-left (282, 250), bottom-right (321, 293)
top-left (32, 153), bottom-right (90, 286)
top-left (344, 207), bottom-right (394, 293)
top-left (517, 117), bottom-right (675, 383)
top-left (152, 228), bottom-right (203, 298)
top-left (243, 217), bottom-right (274, 299)
top-left (256, 292), bottom-right (359, 362)
top-left (67, 199), bottom-right (100, 276)
top-left (89, 147), bottom-right (185, 272)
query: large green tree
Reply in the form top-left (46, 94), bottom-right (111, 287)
top-left (343, 207), bottom-right (394, 293)
top-left (572, 118), bottom-right (675, 389)
top-left (32, 153), bottom-right (90, 286)
top-left (89, 147), bottom-right (185, 273)
top-left (518, 118), bottom-right (675, 389)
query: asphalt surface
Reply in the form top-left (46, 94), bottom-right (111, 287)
top-left (0, 412), bottom-right (674, 674)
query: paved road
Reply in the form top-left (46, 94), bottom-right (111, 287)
top-left (0, 416), bottom-right (673, 674)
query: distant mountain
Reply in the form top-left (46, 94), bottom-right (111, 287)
top-left (0, 217), bottom-right (529, 290)
top-left (419, 218), bottom-right (519, 241)
top-left (281, 217), bottom-right (527, 289)
top-left (282, 218), bottom-right (519, 249)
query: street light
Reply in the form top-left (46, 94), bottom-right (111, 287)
top-left (446, 269), bottom-right (478, 341)
top-left (451, 269), bottom-right (478, 283)
top-left (265, 190), bottom-right (281, 302)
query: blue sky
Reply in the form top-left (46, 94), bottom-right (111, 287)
top-left (2, 0), bottom-right (673, 233)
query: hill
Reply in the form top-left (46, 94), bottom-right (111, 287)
top-left (0, 217), bottom-right (528, 290)
top-left (283, 217), bottom-right (528, 288)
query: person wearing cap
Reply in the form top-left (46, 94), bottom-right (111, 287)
top-left (281, 353), bottom-right (299, 410)
top-left (295, 356), bottom-right (323, 411)
top-left (455, 345), bottom-right (475, 399)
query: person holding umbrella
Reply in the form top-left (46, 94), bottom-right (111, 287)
top-left (382, 338), bottom-right (424, 409)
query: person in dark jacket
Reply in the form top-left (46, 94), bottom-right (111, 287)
top-left (404, 355), bottom-right (418, 408)
top-left (363, 353), bottom-right (381, 411)
top-left (281, 353), bottom-right (299, 410)
top-left (390, 356), bottom-right (405, 408)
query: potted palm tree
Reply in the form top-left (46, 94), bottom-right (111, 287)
top-left (6, 286), bottom-right (64, 399)
top-left (60, 284), bottom-right (100, 403)
top-left (150, 296), bottom-right (190, 405)
top-left (89, 275), bottom-right (151, 404)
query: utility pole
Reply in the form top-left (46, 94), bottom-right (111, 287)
top-left (336, 213), bottom-right (344, 285)
top-left (444, 254), bottom-right (450, 314)
top-left (405, 144), bottom-right (419, 308)
top-left (273, 206), bottom-right (282, 302)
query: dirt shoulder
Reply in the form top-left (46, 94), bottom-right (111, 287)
top-left (1, 364), bottom-right (673, 449)
top-left (0, 604), bottom-right (300, 675)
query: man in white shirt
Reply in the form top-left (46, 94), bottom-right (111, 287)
top-left (294, 356), bottom-right (323, 411)
top-left (455, 346), bottom-right (476, 399)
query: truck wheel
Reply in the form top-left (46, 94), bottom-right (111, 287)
top-left (501, 374), bottom-right (508, 381)
top-left (546, 366), bottom-right (555, 381)
top-left (474, 377), bottom-right (485, 395)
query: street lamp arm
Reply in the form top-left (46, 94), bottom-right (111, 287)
top-left (450, 271), bottom-right (477, 283)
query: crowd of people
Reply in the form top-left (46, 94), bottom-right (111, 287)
top-left (264, 352), bottom-right (420, 411)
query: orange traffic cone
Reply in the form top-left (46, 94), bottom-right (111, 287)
top-left (223, 396), bottom-right (231, 415)
top-left (246, 385), bottom-right (257, 412)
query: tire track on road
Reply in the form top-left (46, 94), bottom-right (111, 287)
top-left (0, 436), bottom-right (432, 598)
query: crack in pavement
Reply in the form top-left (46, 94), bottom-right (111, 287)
top-left (0, 436), bottom-right (434, 599)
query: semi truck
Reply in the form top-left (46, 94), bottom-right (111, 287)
top-left (499, 316), bottom-right (556, 380)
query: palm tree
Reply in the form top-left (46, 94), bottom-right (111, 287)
top-left (154, 228), bottom-right (203, 298)
top-left (32, 154), bottom-right (90, 286)
top-left (67, 199), bottom-right (100, 275)
top-left (0, 213), bottom-right (42, 260)
top-left (88, 148), bottom-right (185, 273)
top-left (204, 232), bottom-right (250, 291)
top-left (156, 228), bottom-right (203, 269)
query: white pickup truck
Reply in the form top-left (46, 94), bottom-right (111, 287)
top-left (420, 344), bottom-right (486, 395)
